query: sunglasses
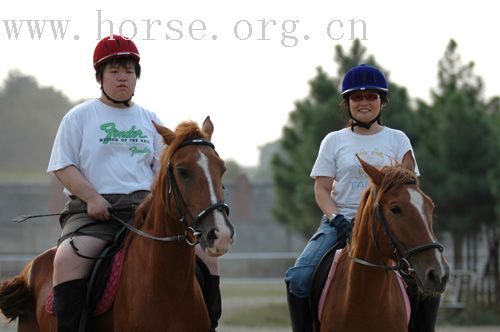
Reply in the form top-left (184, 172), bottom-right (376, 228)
top-left (349, 92), bottom-right (379, 102)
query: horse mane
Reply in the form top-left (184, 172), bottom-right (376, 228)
top-left (134, 121), bottom-right (209, 226)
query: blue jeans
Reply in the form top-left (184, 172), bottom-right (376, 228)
top-left (285, 216), bottom-right (338, 298)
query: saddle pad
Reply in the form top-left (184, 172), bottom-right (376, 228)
top-left (317, 249), bottom-right (343, 321)
top-left (316, 249), bottom-right (411, 323)
top-left (45, 248), bottom-right (125, 316)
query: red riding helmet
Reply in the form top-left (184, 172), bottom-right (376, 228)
top-left (93, 35), bottom-right (140, 69)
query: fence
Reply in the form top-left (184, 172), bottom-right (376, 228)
top-left (2, 254), bottom-right (497, 308)
top-left (440, 269), bottom-right (498, 309)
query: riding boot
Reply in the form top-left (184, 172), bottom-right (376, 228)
top-left (406, 279), bottom-right (440, 332)
top-left (286, 284), bottom-right (313, 332)
top-left (205, 275), bottom-right (222, 332)
top-left (409, 295), bottom-right (441, 332)
top-left (195, 257), bottom-right (222, 332)
top-left (53, 278), bottom-right (88, 332)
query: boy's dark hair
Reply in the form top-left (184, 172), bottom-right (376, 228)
top-left (95, 56), bottom-right (141, 82)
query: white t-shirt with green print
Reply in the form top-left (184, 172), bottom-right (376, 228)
top-left (310, 127), bottom-right (419, 220)
top-left (48, 99), bottom-right (164, 196)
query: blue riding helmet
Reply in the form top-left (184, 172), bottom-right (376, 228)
top-left (341, 64), bottom-right (388, 97)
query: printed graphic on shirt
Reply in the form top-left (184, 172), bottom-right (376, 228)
top-left (98, 122), bottom-right (152, 157)
top-left (350, 149), bottom-right (387, 190)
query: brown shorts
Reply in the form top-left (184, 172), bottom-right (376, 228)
top-left (57, 190), bottom-right (150, 246)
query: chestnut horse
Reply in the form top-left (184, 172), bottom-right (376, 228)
top-left (0, 117), bottom-right (234, 331)
top-left (319, 156), bottom-right (449, 332)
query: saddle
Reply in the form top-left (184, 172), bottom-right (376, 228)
top-left (46, 226), bottom-right (129, 317)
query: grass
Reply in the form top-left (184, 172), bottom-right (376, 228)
top-left (220, 279), bottom-right (290, 327)
top-left (223, 302), bottom-right (290, 327)
top-left (221, 280), bottom-right (287, 298)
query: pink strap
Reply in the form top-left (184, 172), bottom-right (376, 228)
top-left (396, 273), bottom-right (411, 323)
top-left (317, 249), bottom-right (343, 322)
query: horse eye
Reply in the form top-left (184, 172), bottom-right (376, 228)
top-left (390, 206), bottom-right (402, 215)
top-left (176, 167), bottom-right (189, 179)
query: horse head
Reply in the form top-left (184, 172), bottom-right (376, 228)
top-left (357, 155), bottom-right (449, 295)
top-left (153, 116), bottom-right (234, 256)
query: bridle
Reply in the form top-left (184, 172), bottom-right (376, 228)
top-left (108, 139), bottom-right (229, 246)
top-left (348, 179), bottom-right (443, 276)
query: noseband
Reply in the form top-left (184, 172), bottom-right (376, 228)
top-left (349, 179), bottom-right (443, 275)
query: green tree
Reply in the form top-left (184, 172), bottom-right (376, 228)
top-left (415, 40), bottom-right (496, 271)
top-left (485, 96), bottom-right (500, 301)
top-left (271, 40), bottom-right (415, 236)
top-left (0, 70), bottom-right (74, 180)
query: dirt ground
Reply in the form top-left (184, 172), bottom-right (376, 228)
top-left (222, 327), bottom-right (500, 332)
top-left (2, 321), bottom-right (500, 332)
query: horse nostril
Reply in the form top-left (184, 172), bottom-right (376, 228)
top-left (427, 269), bottom-right (437, 281)
top-left (427, 268), bottom-right (444, 289)
top-left (207, 229), bottom-right (218, 242)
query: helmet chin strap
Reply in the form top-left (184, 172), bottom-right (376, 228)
top-left (101, 86), bottom-right (134, 107)
top-left (348, 110), bottom-right (381, 132)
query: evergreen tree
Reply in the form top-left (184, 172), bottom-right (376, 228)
top-left (0, 70), bottom-right (74, 180)
top-left (415, 40), bottom-right (496, 272)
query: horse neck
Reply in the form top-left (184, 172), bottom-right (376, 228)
top-left (347, 213), bottom-right (397, 289)
top-left (131, 194), bottom-right (196, 286)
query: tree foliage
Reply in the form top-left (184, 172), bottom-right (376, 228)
top-left (0, 70), bottom-right (74, 179)
top-left (416, 40), bottom-right (496, 235)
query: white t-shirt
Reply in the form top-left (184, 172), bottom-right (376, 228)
top-left (310, 127), bottom-right (419, 220)
top-left (47, 99), bottom-right (164, 196)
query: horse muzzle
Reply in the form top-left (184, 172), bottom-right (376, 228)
top-left (199, 212), bottom-right (234, 257)
top-left (413, 256), bottom-right (450, 295)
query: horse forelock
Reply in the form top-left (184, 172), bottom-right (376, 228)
top-left (164, 121), bottom-right (209, 162)
top-left (155, 122), bottom-right (204, 178)
top-left (376, 166), bottom-right (419, 204)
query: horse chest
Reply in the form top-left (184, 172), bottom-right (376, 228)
top-left (322, 272), bottom-right (408, 332)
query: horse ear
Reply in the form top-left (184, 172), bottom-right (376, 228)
top-left (356, 154), bottom-right (384, 187)
top-left (152, 121), bottom-right (176, 145)
top-left (201, 116), bottom-right (214, 141)
top-left (401, 150), bottom-right (416, 172)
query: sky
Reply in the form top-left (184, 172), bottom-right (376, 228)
top-left (1, 0), bottom-right (499, 166)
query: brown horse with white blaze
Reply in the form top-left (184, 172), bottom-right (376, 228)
top-left (319, 156), bottom-right (449, 332)
top-left (0, 116), bottom-right (234, 331)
